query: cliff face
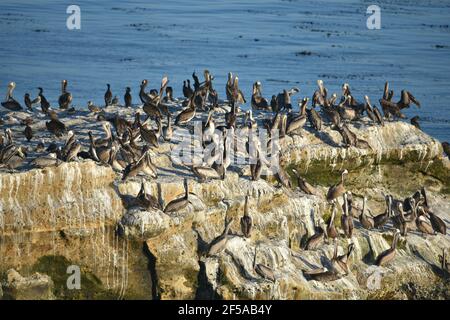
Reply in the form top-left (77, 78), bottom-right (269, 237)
top-left (0, 118), bottom-right (449, 300)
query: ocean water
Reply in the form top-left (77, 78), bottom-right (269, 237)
top-left (0, 0), bottom-right (449, 141)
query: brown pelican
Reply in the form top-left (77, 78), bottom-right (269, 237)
top-left (139, 79), bottom-right (151, 104)
top-left (292, 169), bottom-right (318, 196)
top-left (303, 243), bottom-right (341, 282)
top-left (374, 195), bottom-right (392, 229)
top-left (2, 82), bottom-right (22, 111)
top-left (341, 192), bottom-right (354, 238)
top-left (427, 210), bottom-right (446, 235)
top-left (333, 242), bottom-right (355, 275)
top-left (410, 116), bottom-right (421, 130)
top-left (307, 106), bottom-right (322, 131)
top-left (416, 208), bottom-right (435, 236)
top-left (274, 162), bottom-right (292, 188)
top-left (192, 165), bottom-right (222, 182)
top-left (104, 84), bottom-right (112, 106)
top-left (31, 154), bottom-right (61, 168)
top-left (46, 111), bottom-right (67, 137)
top-left (58, 80), bottom-right (72, 109)
top-left (364, 95), bottom-right (378, 122)
top-left (225, 72), bottom-right (234, 102)
top-left (24, 124), bottom-right (33, 142)
top-left (397, 89), bottom-right (421, 109)
top-left (65, 140), bottom-right (81, 162)
top-left (122, 147), bottom-right (157, 180)
top-left (286, 100), bottom-right (307, 136)
top-left (162, 86), bottom-right (175, 103)
top-left (359, 196), bottom-right (375, 229)
top-left (164, 178), bottom-right (190, 213)
top-left (135, 180), bottom-right (162, 210)
top-left (326, 169), bottom-right (348, 203)
top-left (87, 131), bottom-right (100, 162)
top-left (375, 230), bottom-right (401, 266)
top-left (253, 246), bottom-right (275, 282)
top-left (140, 117), bottom-right (161, 148)
top-left (95, 122), bottom-right (113, 147)
top-left (276, 87), bottom-right (300, 111)
top-left (312, 79), bottom-right (327, 107)
top-left (326, 203), bottom-right (339, 240)
top-left (38, 87), bottom-right (50, 113)
top-left (250, 149), bottom-right (263, 181)
top-left (251, 81), bottom-right (270, 111)
top-left (162, 113), bottom-right (173, 142)
top-left (304, 218), bottom-right (327, 250)
top-left (175, 94), bottom-right (196, 126)
top-left (373, 106), bottom-right (384, 126)
top-left (240, 193), bottom-right (252, 238)
top-left (207, 216), bottom-right (234, 256)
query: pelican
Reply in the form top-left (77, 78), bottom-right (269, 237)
top-left (164, 178), bottom-right (190, 213)
top-left (326, 169), bottom-right (348, 203)
top-left (207, 217), bottom-right (234, 256)
top-left (2, 82), bottom-right (22, 111)
top-left (253, 246), bottom-right (275, 282)
top-left (58, 80), bottom-right (72, 109)
top-left (375, 230), bottom-right (401, 266)
top-left (240, 193), bottom-right (252, 238)
top-left (359, 196), bottom-right (375, 229)
top-left (341, 192), bottom-right (354, 238)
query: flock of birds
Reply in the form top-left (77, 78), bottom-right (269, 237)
top-left (0, 70), bottom-right (449, 283)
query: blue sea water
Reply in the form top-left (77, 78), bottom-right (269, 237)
top-left (0, 0), bottom-right (449, 141)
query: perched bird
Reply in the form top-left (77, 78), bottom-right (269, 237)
top-left (104, 84), bottom-right (113, 107)
top-left (410, 116), bottom-right (421, 130)
top-left (164, 178), bottom-right (190, 213)
top-left (58, 80), bottom-right (72, 109)
top-left (24, 124), bottom-right (33, 142)
top-left (375, 230), bottom-right (401, 266)
top-left (441, 142), bottom-right (450, 158)
top-left (124, 87), bottom-right (132, 108)
top-left (38, 87), bottom-right (50, 113)
top-left (46, 111), bottom-right (67, 137)
top-left (326, 169), bottom-right (348, 203)
top-left (240, 193), bottom-right (252, 238)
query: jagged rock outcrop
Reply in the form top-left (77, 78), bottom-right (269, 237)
top-left (0, 112), bottom-right (449, 299)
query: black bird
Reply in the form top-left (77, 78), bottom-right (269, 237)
top-left (46, 111), bottom-right (67, 137)
top-left (38, 87), bottom-right (50, 114)
top-left (410, 116), bottom-right (421, 130)
top-left (104, 84), bottom-right (112, 107)
top-left (442, 142), bottom-right (450, 158)
top-left (24, 124), bottom-right (33, 142)
top-left (124, 87), bottom-right (132, 108)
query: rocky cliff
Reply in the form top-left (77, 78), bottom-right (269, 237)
top-left (0, 115), bottom-right (449, 300)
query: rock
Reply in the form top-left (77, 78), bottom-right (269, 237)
top-left (3, 269), bottom-right (55, 300)
top-left (0, 108), bottom-right (449, 300)
top-left (119, 207), bottom-right (171, 239)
